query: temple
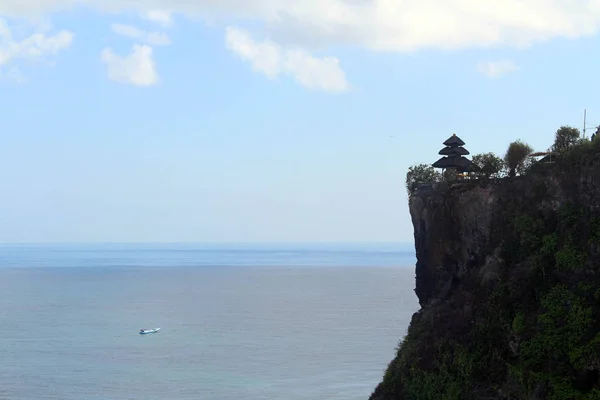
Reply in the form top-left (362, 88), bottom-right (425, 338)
top-left (432, 133), bottom-right (474, 174)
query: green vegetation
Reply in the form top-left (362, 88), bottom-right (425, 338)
top-left (377, 285), bottom-right (514, 400)
top-left (405, 163), bottom-right (441, 195)
top-left (382, 134), bottom-right (600, 398)
top-left (442, 168), bottom-right (458, 182)
top-left (518, 283), bottom-right (599, 399)
top-left (554, 239), bottom-right (585, 271)
top-left (589, 217), bottom-right (600, 244)
top-left (504, 140), bottom-right (533, 177)
top-left (552, 125), bottom-right (581, 153)
top-left (373, 197), bottom-right (600, 399)
top-left (512, 312), bottom-right (525, 334)
top-left (471, 152), bottom-right (504, 179)
top-left (405, 122), bottom-right (599, 196)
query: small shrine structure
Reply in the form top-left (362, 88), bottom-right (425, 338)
top-left (432, 133), bottom-right (474, 177)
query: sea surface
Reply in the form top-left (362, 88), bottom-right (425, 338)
top-left (0, 243), bottom-right (419, 400)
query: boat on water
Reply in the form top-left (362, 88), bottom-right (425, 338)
top-left (139, 327), bottom-right (161, 335)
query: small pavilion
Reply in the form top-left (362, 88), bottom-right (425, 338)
top-left (529, 151), bottom-right (557, 164)
top-left (432, 133), bottom-right (474, 177)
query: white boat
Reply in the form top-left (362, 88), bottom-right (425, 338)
top-left (139, 327), bottom-right (161, 335)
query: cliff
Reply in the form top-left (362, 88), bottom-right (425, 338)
top-left (370, 145), bottom-right (600, 399)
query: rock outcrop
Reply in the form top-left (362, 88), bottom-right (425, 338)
top-left (370, 145), bottom-right (600, 399)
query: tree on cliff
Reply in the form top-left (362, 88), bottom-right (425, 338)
top-left (471, 153), bottom-right (504, 179)
top-left (405, 164), bottom-right (441, 194)
top-left (551, 125), bottom-right (580, 153)
top-left (504, 140), bottom-right (533, 177)
top-left (593, 125), bottom-right (600, 142)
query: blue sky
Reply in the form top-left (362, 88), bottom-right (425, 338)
top-left (0, 1), bottom-right (599, 243)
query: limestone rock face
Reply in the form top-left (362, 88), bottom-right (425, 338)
top-left (370, 148), bottom-right (600, 400)
top-left (410, 185), bottom-right (496, 307)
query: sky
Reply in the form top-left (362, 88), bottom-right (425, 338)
top-left (1, 1), bottom-right (600, 244)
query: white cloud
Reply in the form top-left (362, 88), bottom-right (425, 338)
top-left (141, 9), bottom-right (173, 28)
top-left (225, 26), bottom-right (281, 78)
top-left (100, 44), bottom-right (158, 86)
top-left (283, 49), bottom-right (349, 92)
top-left (225, 26), bottom-right (349, 93)
top-left (0, 18), bottom-right (73, 68)
top-left (2, 1), bottom-right (600, 87)
top-left (111, 23), bottom-right (170, 46)
top-left (8, 66), bottom-right (27, 83)
top-left (477, 59), bottom-right (519, 78)
top-left (0, 65), bottom-right (27, 83)
top-left (1, 1), bottom-right (599, 52)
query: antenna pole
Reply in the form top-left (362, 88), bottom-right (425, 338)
top-left (584, 109), bottom-right (587, 139)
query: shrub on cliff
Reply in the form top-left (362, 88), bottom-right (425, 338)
top-left (405, 164), bottom-right (441, 195)
top-left (593, 126), bottom-right (600, 142)
top-left (443, 168), bottom-right (459, 182)
top-left (504, 140), bottom-right (533, 177)
top-left (471, 152), bottom-right (504, 179)
top-left (552, 125), bottom-right (581, 153)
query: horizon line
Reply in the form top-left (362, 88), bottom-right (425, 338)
top-left (0, 241), bottom-right (415, 246)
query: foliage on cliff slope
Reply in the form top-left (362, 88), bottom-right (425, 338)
top-left (371, 141), bottom-right (600, 399)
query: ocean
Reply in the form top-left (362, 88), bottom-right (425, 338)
top-left (0, 243), bottom-right (419, 400)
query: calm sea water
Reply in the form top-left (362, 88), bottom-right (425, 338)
top-left (0, 243), bottom-right (419, 400)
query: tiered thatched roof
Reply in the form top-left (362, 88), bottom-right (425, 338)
top-left (432, 134), bottom-right (473, 173)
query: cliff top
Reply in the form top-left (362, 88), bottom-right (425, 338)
top-left (371, 129), bottom-right (600, 400)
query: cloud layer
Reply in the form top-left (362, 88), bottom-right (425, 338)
top-left (477, 60), bottom-right (519, 78)
top-left (225, 27), bottom-right (349, 92)
top-left (141, 9), bottom-right (173, 28)
top-left (103, 14), bottom-right (172, 86)
top-left (1, 0), bottom-right (598, 50)
top-left (3, 1), bottom-right (600, 88)
top-left (101, 44), bottom-right (158, 86)
top-left (111, 23), bottom-right (171, 46)
top-left (0, 18), bottom-right (73, 78)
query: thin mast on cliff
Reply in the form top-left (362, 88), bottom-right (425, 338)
top-left (583, 109), bottom-right (599, 140)
top-left (584, 109), bottom-right (587, 139)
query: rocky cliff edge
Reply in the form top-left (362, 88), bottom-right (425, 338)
top-left (370, 145), bottom-right (600, 399)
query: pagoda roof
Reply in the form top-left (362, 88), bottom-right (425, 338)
top-left (432, 155), bottom-right (473, 172)
top-left (443, 134), bottom-right (465, 147)
top-left (439, 146), bottom-right (470, 156)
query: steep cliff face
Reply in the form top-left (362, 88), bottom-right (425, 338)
top-left (370, 147), bottom-right (600, 400)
